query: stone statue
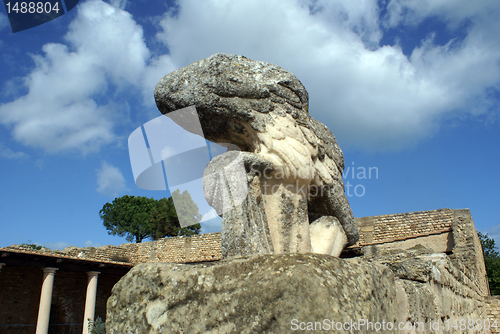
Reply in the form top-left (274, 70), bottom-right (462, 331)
top-left (154, 53), bottom-right (358, 257)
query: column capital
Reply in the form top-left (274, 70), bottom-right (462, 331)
top-left (86, 271), bottom-right (100, 278)
top-left (42, 267), bottom-right (58, 275)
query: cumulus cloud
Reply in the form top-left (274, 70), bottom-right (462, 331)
top-left (383, 0), bottom-right (500, 28)
top-left (84, 240), bottom-right (101, 247)
top-left (1, 0), bottom-right (499, 153)
top-left (0, 143), bottom-right (28, 159)
top-left (42, 241), bottom-right (73, 250)
top-left (108, 0), bottom-right (129, 10)
top-left (0, 0), bottom-right (150, 154)
top-left (141, 54), bottom-right (177, 107)
top-left (96, 161), bottom-right (129, 197)
top-left (155, 0), bottom-right (500, 150)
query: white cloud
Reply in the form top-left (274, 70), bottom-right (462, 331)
top-left (41, 241), bottom-right (73, 250)
top-left (0, 0), bottom-right (150, 154)
top-left (141, 54), bottom-right (177, 107)
top-left (384, 0), bottom-right (500, 28)
top-left (0, 143), bottom-right (28, 159)
top-left (154, 0), bottom-right (500, 151)
top-left (96, 161), bottom-right (129, 197)
top-left (2, 0), bottom-right (499, 153)
top-left (84, 240), bottom-right (101, 247)
top-left (108, 0), bottom-right (129, 10)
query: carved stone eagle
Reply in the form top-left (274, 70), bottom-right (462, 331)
top-left (154, 53), bottom-right (359, 253)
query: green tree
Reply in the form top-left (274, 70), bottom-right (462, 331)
top-left (100, 195), bottom-right (157, 243)
top-left (478, 232), bottom-right (500, 295)
top-left (149, 194), bottom-right (201, 239)
top-left (100, 193), bottom-right (201, 243)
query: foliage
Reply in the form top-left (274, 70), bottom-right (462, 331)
top-left (478, 232), bottom-right (500, 295)
top-left (100, 192), bottom-right (201, 243)
top-left (478, 232), bottom-right (500, 258)
top-left (100, 195), bottom-right (155, 243)
top-left (88, 317), bottom-right (106, 334)
top-left (22, 240), bottom-right (42, 250)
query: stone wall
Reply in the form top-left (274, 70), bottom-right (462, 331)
top-left (354, 208), bottom-right (454, 245)
top-left (73, 207), bottom-right (495, 333)
top-left (370, 248), bottom-right (489, 333)
top-left (64, 209), bottom-right (458, 265)
top-left (106, 251), bottom-right (493, 334)
top-left (62, 244), bottom-right (134, 263)
top-left (62, 209), bottom-right (490, 299)
top-left (485, 296), bottom-right (500, 333)
top-left (63, 233), bottom-right (223, 265)
top-left (121, 233), bottom-right (222, 264)
top-left (448, 209), bottom-right (490, 296)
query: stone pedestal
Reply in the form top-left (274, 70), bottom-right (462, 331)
top-left (106, 254), bottom-right (398, 334)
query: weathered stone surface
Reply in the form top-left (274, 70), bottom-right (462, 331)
top-left (310, 216), bottom-right (347, 257)
top-left (106, 253), bottom-right (398, 334)
top-left (106, 244), bottom-right (491, 334)
top-left (203, 151), bottom-right (274, 257)
top-left (368, 247), bottom-right (488, 333)
top-left (154, 53), bottom-right (358, 256)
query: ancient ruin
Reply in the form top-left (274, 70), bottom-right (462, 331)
top-left (154, 52), bottom-right (358, 258)
top-left (101, 54), bottom-right (499, 333)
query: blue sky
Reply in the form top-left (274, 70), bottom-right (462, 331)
top-left (0, 0), bottom-right (499, 250)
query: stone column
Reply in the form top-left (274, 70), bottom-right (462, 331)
top-left (82, 271), bottom-right (100, 334)
top-left (36, 267), bottom-right (58, 334)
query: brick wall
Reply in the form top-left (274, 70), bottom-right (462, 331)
top-left (121, 232), bottom-right (222, 263)
top-left (350, 208), bottom-right (489, 297)
top-left (63, 233), bottom-right (223, 265)
top-left (354, 208), bottom-right (454, 245)
top-left (0, 265), bottom-right (123, 334)
top-left (485, 296), bottom-right (500, 333)
top-left (55, 209), bottom-right (491, 298)
top-left (75, 209), bottom-right (455, 264)
top-left (62, 245), bottom-right (132, 263)
top-left (0, 266), bottom-right (40, 334)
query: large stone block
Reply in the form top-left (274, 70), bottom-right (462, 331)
top-left (106, 253), bottom-right (397, 334)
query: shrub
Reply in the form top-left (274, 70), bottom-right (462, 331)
top-left (88, 317), bottom-right (106, 334)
